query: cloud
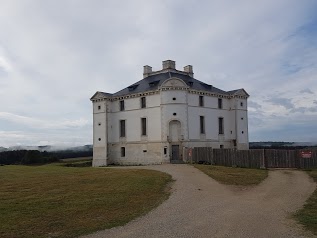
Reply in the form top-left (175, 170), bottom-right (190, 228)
top-left (248, 101), bottom-right (262, 109)
top-left (300, 88), bottom-right (314, 94)
top-left (0, 112), bottom-right (90, 130)
top-left (265, 97), bottom-right (295, 110)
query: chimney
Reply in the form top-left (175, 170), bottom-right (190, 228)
top-left (184, 65), bottom-right (194, 77)
top-left (143, 65), bottom-right (152, 78)
top-left (162, 60), bottom-right (176, 70)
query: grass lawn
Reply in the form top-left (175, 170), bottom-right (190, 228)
top-left (0, 164), bottom-right (172, 238)
top-left (193, 164), bottom-right (268, 186)
top-left (295, 170), bottom-right (317, 235)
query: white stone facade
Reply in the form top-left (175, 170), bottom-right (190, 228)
top-left (91, 60), bottom-right (249, 166)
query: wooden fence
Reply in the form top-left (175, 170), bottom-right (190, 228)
top-left (183, 147), bottom-right (317, 169)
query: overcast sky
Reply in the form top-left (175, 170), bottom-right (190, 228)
top-left (0, 0), bottom-right (317, 147)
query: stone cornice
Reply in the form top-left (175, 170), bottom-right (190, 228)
top-left (91, 88), bottom-right (248, 103)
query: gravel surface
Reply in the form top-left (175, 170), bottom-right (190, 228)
top-left (83, 165), bottom-right (316, 238)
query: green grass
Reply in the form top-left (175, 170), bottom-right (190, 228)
top-left (0, 164), bottom-right (172, 238)
top-left (193, 164), bottom-right (268, 186)
top-left (295, 170), bottom-right (317, 235)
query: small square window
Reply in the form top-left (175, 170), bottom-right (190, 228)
top-left (242, 131), bottom-right (244, 134)
top-left (173, 113), bottom-right (177, 116)
top-left (98, 105), bottom-right (101, 110)
top-left (241, 117), bottom-right (243, 120)
top-left (121, 147), bottom-right (126, 157)
top-left (173, 97), bottom-right (176, 100)
top-left (98, 138), bottom-right (101, 141)
top-left (240, 102), bottom-right (243, 107)
top-left (220, 145), bottom-right (224, 149)
top-left (98, 123), bottom-right (101, 126)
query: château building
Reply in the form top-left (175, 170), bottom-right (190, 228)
top-left (90, 60), bottom-right (249, 166)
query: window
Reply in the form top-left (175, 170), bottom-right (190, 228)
top-left (98, 138), bottom-right (101, 141)
top-left (121, 147), bottom-right (125, 157)
top-left (218, 117), bottom-right (224, 134)
top-left (98, 123), bottom-right (101, 126)
top-left (240, 102), bottom-right (243, 107)
top-left (120, 100), bottom-right (125, 111)
top-left (173, 113), bottom-right (177, 116)
top-left (242, 131), bottom-right (244, 134)
top-left (218, 98), bottom-right (222, 109)
top-left (141, 118), bottom-right (147, 136)
top-left (98, 105), bottom-right (101, 110)
top-left (120, 120), bottom-right (126, 137)
top-left (141, 97), bottom-right (146, 108)
top-left (199, 96), bottom-right (204, 107)
top-left (164, 147), bottom-right (167, 155)
top-left (200, 116), bottom-right (205, 134)
top-left (241, 117), bottom-right (244, 120)
top-left (173, 97), bottom-right (176, 101)
top-left (220, 145), bottom-right (224, 149)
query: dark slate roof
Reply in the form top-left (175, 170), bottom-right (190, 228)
top-left (99, 92), bottom-right (113, 97)
top-left (113, 72), bottom-right (230, 97)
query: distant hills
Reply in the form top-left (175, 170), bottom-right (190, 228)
top-left (1, 142), bottom-right (316, 153)
top-left (0, 145), bottom-right (92, 152)
top-left (249, 142), bottom-right (317, 149)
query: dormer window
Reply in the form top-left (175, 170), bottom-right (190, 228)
top-left (149, 80), bottom-right (160, 87)
top-left (128, 84), bottom-right (139, 91)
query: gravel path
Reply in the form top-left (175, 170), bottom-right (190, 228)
top-left (83, 164), bottom-right (316, 238)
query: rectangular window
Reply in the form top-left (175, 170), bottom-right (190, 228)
top-left (121, 147), bottom-right (125, 157)
top-left (120, 100), bottom-right (125, 111)
top-left (218, 98), bottom-right (222, 109)
top-left (218, 117), bottom-right (224, 134)
top-left (199, 96), bottom-right (204, 107)
top-left (120, 120), bottom-right (126, 137)
top-left (200, 116), bottom-right (205, 134)
top-left (141, 118), bottom-right (147, 136)
top-left (141, 97), bottom-right (146, 108)
top-left (164, 147), bottom-right (167, 155)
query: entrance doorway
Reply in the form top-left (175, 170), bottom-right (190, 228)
top-left (171, 145), bottom-right (179, 161)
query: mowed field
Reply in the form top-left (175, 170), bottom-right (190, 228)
top-left (295, 170), bottom-right (317, 235)
top-left (0, 164), bottom-right (172, 238)
top-left (193, 164), bottom-right (268, 186)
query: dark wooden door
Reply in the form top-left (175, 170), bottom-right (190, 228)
top-left (171, 145), bottom-right (179, 161)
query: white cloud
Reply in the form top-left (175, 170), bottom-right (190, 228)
top-left (0, 112), bottom-right (90, 129)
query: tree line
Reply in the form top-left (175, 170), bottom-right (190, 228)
top-left (0, 149), bottom-right (93, 165)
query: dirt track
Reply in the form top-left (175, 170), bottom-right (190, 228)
top-left (83, 164), bottom-right (316, 238)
